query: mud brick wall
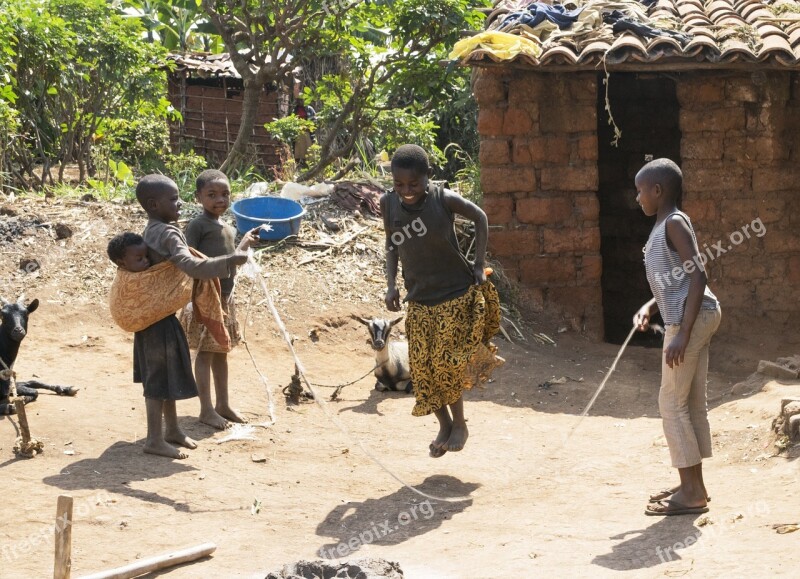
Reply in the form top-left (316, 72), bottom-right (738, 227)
top-left (475, 69), bottom-right (603, 336)
top-left (167, 75), bottom-right (287, 172)
top-left (678, 71), bottom-right (800, 333)
top-left (475, 67), bottom-right (800, 340)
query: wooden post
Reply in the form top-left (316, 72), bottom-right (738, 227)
top-left (77, 543), bottom-right (217, 579)
top-left (13, 398), bottom-right (31, 443)
top-left (54, 495), bottom-right (73, 579)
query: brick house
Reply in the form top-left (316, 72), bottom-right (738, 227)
top-left (457, 0), bottom-right (800, 341)
top-left (166, 53), bottom-right (290, 171)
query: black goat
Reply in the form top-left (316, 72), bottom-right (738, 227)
top-left (1, 296), bottom-right (78, 415)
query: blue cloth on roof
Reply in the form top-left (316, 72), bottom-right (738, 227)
top-left (499, 2), bottom-right (585, 31)
top-left (602, 10), bottom-right (691, 45)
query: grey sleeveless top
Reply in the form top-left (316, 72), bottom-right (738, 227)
top-left (384, 185), bottom-right (473, 306)
top-left (643, 210), bottom-right (718, 326)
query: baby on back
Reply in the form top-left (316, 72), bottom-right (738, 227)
top-left (107, 232), bottom-right (150, 272)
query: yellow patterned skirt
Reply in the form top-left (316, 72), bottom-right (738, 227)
top-left (406, 281), bottom-right (503, 416)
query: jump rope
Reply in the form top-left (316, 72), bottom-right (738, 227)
top-left (233, 247), bottom-right (643, 503)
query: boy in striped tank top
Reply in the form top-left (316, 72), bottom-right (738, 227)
top-left (633, 159), bottom-right (721, 516)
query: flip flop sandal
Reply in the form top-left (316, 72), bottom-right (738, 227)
top-left (645, 499), bottom-right (709, 516)
top-left (649, 489), bottom-right (711, 503)
top-left (429, 443), bottom-right (447, 458)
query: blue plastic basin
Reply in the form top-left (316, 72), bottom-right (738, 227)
top-left (231, 197), bottom-right (305, 241)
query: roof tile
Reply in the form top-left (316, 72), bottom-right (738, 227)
top-left (759, 34), bottom-right (796, 58)
top-left (460, 0), bottom-right (800, 68)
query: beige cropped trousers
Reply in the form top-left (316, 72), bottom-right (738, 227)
top-left (659, 307), bottom-right (722, 469)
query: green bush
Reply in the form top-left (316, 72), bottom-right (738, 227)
top-left (98, 115), bottom-right (170, 170)
top-left (265, 115), bottom-right (316, 145)
top-left (2, 0), bottom-right (168, 188)
top-left (373, 108), bottom-right (444, 169)
top-left (164, 152), bottom-right (207, 200)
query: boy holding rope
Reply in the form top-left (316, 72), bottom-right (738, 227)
top-left (381, 144), bottom-right (502, 458)
top-left (634, 159), bottom-right (721, 516)
top-left (129, 175), bottom-right (258, 458)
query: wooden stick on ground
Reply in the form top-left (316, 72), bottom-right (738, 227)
top-left (54, 495), bottom-right (73, 579)
top-left (77, 543), bottom-right (217, 579)
top-left (13, 398), bottom-right (31, 442)
top-left (4, 362), bottom-right (43, 457)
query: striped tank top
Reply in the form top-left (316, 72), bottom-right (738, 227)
top-left (643, 210), bottom-right (718, 326)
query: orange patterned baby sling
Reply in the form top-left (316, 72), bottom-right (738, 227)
top-left (108, 249), bottom-right (230, 349)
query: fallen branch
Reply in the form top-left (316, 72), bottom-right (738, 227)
top-left (298, 248), bottom-right (332, 266)
top-left (77, 543), bottom-right (217, 579)
top-left (502, 316), bottom-right (525, 340)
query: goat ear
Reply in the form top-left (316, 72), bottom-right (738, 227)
top-left (389, 315), bottom-right (404, 328)
top-left (351, 314), bottom-right (371, 326)
top-left (27, 299), bottom-right (39, 314)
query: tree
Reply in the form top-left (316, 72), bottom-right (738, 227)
top-left (3, 0), bottom-right (167, 187)
top-left (199, 0), bottom-right (327, 172)
top-left (122, 0), bottom-right (221, 52)
top-left (0, 4), bottom-right (19, 191)
top-left (201, 0), bottom-right (486, 178)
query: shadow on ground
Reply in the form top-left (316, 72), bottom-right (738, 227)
top-left (41, 422), bottom-right (239, 513)
top-left (592, 515), bottom-right (703, 571)
top-left (335, 388), bottom-right (411, 416)
top-left (315, 475), bottom-right (479, 559)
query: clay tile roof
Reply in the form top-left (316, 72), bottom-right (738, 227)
top-left (454, 0), bottom-right (800, 68)
top-left (167, 52), bottom-right (243, 78)
top-left (166, 52), bottom-right (287, 78)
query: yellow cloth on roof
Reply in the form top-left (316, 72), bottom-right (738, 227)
top-left (449, 30), bottom-right (542, 62)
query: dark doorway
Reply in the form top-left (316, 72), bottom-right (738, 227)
top-left (597, 72), bottom-right (682, 344)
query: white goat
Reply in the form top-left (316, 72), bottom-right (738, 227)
top-left (354, 315), bottom-right (412, 393)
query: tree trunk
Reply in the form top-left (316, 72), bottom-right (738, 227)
top-left (220, 79), bottom-right (262, 173)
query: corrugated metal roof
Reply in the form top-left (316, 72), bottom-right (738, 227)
top-left (455, 0), bottom-right (800, 68)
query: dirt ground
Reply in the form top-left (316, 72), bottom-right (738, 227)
top-left (1, 196), bottom-right (799, 578)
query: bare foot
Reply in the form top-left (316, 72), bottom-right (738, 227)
top-left (143, 440), bottom-right (188, 459)
top-left (444, 423), bottom-right (469, 452)
top-left (432, 422), bottom-right (451, 450)
top-left (165, 430), bottom-right (198, 449)
top-left (429, 443), bottom-right (447, 458)
top-left (200, 410), bottom-right (229, 430)
top-left (216, 405), bottom-right (248, 424)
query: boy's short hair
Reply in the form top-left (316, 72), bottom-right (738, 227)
top-left (135, 174), bottom-right (177, 208)
top-left (391, 144), bottom-right (430, 175)
top-left (196, 169), bottom-right (228, 193)
top-left (107, 232), bottom-right (145, 264)
top-left (639, 158), bottom-right (683, 199)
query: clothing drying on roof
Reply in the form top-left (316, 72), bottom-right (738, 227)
top-left (603, 9), bottom-right (691, 45)
top-left (449, 30), bottom-right (543, 64)
top-left (489, 0), bottom-right (688, 51)
top-left (498, 2), bottom-right (586, 31)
